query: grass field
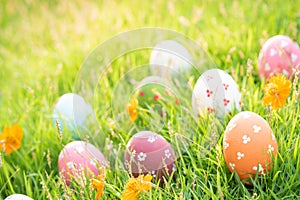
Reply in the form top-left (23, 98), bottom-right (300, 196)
top-left (0, 0), bottom-right (300, 199)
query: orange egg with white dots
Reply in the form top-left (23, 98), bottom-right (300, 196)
top-left (223, 111), bottom-right (278, 181)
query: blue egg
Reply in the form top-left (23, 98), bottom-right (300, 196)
top-left (53, 93), bottom-right (95, 139)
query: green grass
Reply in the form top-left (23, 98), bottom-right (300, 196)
top-left (0, 0), bottom-right (300, 199)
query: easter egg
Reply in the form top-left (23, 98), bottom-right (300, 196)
top-left (223, 111), bottom-right (278, 182)
top-left (124, 131), bottom-right (176, 182)
top-left (258, 35), bottom-right (300, 78)
top-left (192, 69), bottom-right (241, 117)
top-left (150, 40), bottom-right (192, 77)
top-left (4, 194), bottom-right (33, 200)
top-left (53, 93), bottom-right (95, 139)
top-left (135, 76), bottom-right (180, 109)
top-left (58, 141), bottom-right (107, 185)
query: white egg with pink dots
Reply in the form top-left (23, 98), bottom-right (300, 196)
top-left (192, 69), bottom-right (241, 117)
top-left (258, 35), bottom-right (300, 78)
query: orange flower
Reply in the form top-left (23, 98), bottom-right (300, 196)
top-left (127, 97), bottom-right (138, 122)
top-left (0, 124), bottom-right (23, 155)
top-left (262, 74), bottom-right (292, 110)
top-left (122, 174), bottom-right (152, 200)
top-left (92, 168), bottom-right (105, 199)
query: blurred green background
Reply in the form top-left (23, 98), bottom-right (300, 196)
top-left (0, 0), bottom-right (299, 199)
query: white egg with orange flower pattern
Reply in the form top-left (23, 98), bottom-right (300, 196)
top-left (223, 111), bottom-right (278, 182)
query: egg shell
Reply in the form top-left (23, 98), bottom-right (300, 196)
top-left (58, 141), bottom-right (107, 185)
top-left (136, 78), bottom-right (180, 109)
top-left (53, 93), bottom-right (95, 139)
top-left (192, 69), bottom-right (241, 117)
top-left (258, 35), bottom-right (300, 78)
top-left (150, 40), bottom-right (192, 77)
top-left (223, 111), bottom-right (278, 181)
top-left (4, 194), bottom-right (33, 200)
top-left (124, 131), bottom-right (176, 182)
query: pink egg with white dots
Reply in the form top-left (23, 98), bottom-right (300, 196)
top-left (58, 141), bottom-right (107, 185)
top-left (258, 35), bottom-right (300, 78)
top-left (124, 131), bottom-right (176, 182)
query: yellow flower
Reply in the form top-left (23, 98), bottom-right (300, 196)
top-left (0, 124), bottom-right (23, 155)
top-left (127, 97), bottom-right (138, 122)
top-left (122, 174), bottom-right (152, 200)
top-left (263, 74), bottom-right (292, 110)
top-left (92, 168), bottom-right (105, 199)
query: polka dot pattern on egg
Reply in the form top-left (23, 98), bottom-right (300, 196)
top-left (258, 35), bottom-right (300, 78)
top-left (223, 111), bottom-right (278, 181)
top-left (192, 69), bottom-right (241, 117)
top-left (124, 131), bottom-right (176, 182)
top-left (58, 141), bottom-right (107, 185)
